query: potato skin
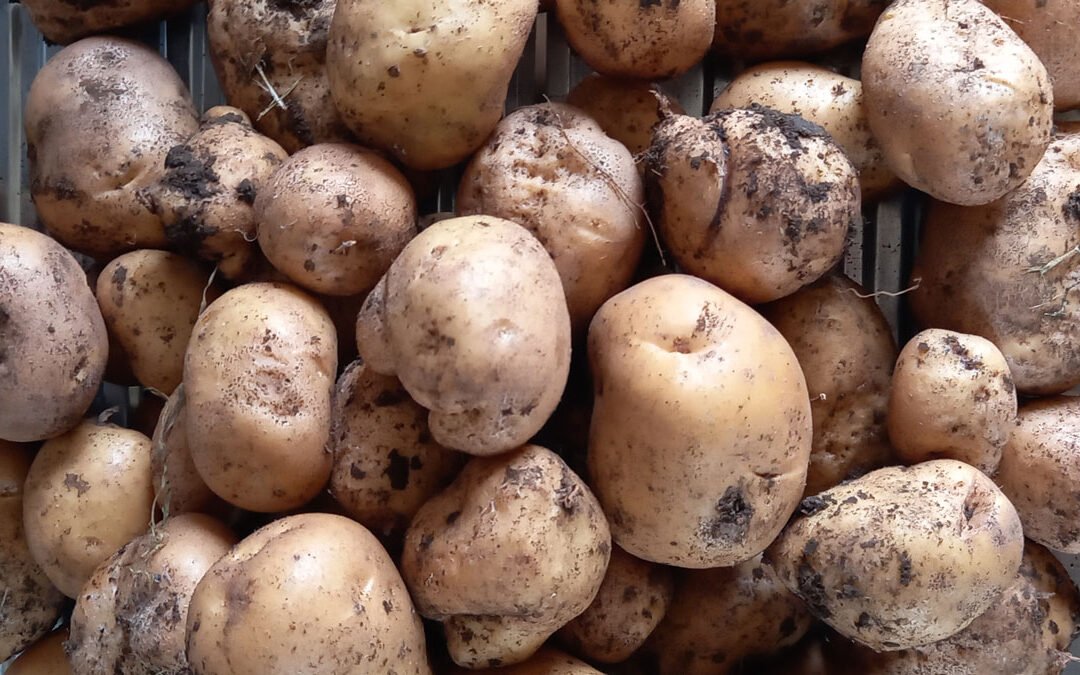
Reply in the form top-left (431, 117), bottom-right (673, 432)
top-left (588, 274), bottom-right (812, 568)
top-left (20, 0), bottom-right (198, 45)
top-left (25, 37), bottom-right (199, 259)
top-left (184, 283), bottom-right (337, 512)
top-left (22, 421), bottom-right (155, 598)
top-left (713, 0), bottom-right (886, 60)
top-left (186, 513), bottom-right (431, 675)
top-left (566, 75), bottom-right (685, 163)
top-left (862, 0), bottom-right (1053, 206)
top-left (6, 628), bottom-right (71, 675)
top-left (767, 460), bottom-right (1024, 651)
top-left (453, 648), bottom-right (603, 675)
top-left (0, 223), bottom-right (108, 443)
top-left (151, 385), bottom-right (222, 517)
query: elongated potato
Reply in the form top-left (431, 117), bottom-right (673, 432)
top-left (20, 0), bottom-right (198, 45)
top-left (151, 385), bottom-right (222, 516)
top-left (713, 0), bottom-right (886, 60)
top-left (6, 628), bottom-right (71, 675)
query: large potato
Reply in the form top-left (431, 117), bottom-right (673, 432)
top-left (356, 216), bottom-right (571, 456)
top-left (20, 0), bottom-right (198, 44)
top-left (24, 37), bottom-right (198, 258)
top-left (767, 460), bottom-right (1024, 651)
top-left (402, 445), bottom-right (610, 668)
top-left (588, 274), bottom-right (811, 568)
top-left (184, 283), bottom-right (337, 512)
top-left (327, 0), bottom-right (538, 170)
top-left (712, 0), bottom-right (886, 60)
top-left (187, 513), bottom-right (430, 675)
top-left (457, 104), bottom-right (645, 331)
top-left (862, 0), bottom-right (1054, 205)
top-left (151, 385), bottom-right (222, 516)
top-left (6, 628), bottom-right (71, 675)
top-left (0, 223), bottom-right (108, 442)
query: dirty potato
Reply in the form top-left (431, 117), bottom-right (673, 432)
top-left (453, 648), bottom-right (604, 675)
top-left (566, 75), bottom-right (685, 165)
top-left (712, 0), bottom-right (886, 60)
top-left (20, 0), bottom-right (198, 44)
top-left (151, 385), bottom-right (222, 516)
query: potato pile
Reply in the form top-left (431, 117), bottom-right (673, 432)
top-left (4, 0), bottom-right (1080, 672)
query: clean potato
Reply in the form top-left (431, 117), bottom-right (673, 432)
top-left (0, 223), bottom-right (108, 442)
top-left (20, 0), bottom-right (198, 44)
top-left (588, 274), bottom-right (812, 568)
top-left (712, 0), bottom-right (886, 60)
top-left (767, 460), bottom-right (1024, 651)
top-left (566, 75), bottom-right (685, 165)
top-left (984, 0), bottom-right (1080, 111)
top-left (356, 216), bottom-right (571, 456)
top-left (152, 385), bottom-right (222, 516)
top-left (6, 628), bottom-right (72, 675)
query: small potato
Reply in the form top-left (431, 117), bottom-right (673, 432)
top-left (356, 216), bottom-right (571, 456)
top-left (0, 223), bottom-right (108, 442)
top-left (256, 143), bottom-right (417, 297)
top-left (22, 421), bottom-right (155, 598)
top-left (402, 445), bottom-right (611, 668)
top-left (712, 0), bottom-right (886, 60)
top-left (184, 283), bottom-right (337, 512)
top-left (453, 648), bottom-right (604, 675)
top-left (96, 250), bottom-right (219, 395)
top-left (761, 274), bottom-right (897, 497)
top-left (151, 385), bottom-right (222, 516)
top-left (888, 329), bottom-right (1017, 474)
top-left (566, 75), bottom-right (685, 164)
top-left (862, 0), bottom-right (1054, 206)
top-left (187, 513), bottom-right (430, 675)
top-left (555, 0), bottom-right (715, 79)
top-left (646, 107), bottom-right (857, 304)
top-left (24, 37), bottom-right (199, 258)
top-left (767, 460), bottom-right (1024, 651)
top-left (558, 547), bottom-right (675, 664)
top-left (68, 514), bottom-right (237, 675)
top-left (6, 628), bottom-right (71, 675)
top-left (20, 0), bottom-right (198, 44)
top-left (457, 104), bottom-right (645, 331)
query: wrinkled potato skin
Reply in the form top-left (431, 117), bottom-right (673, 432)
top-left (256, 144), bottom-right (417, 297)
top-left (0, 442), bottom-right (66, 663)
top-left (6, 628), bottom-right (71, 675)
top-left (0, 224), bottom-right (108, 443)
top-left (566, 75), bottom-right (685, 163)
top-left (588, 275), bottom-right (812, 568)
top-left (151, 385), bottom-right (222, 516)
top-left (888, 329), bottom-right (1017, 474)
top-left (767, 460), bottom-right (1024, 651)
top-left (21, 0), bottom-right (198, 45)
top-left (555, 0), bottom-right (715, 79)
top-left (712, 62), bottom-right (899, 200)
top-left (187, 513), bottom-right (431, 675)
top-left (68, 514), bottom-right (237, 675)
top-left (184, 283), bottom-right (337, 512)
top-left (761, 274), bottom-right (897, 497)
top-left (356, 216), bottom-right (571, 456)
top-left (984, 0), bottom-right (1080, 111)
top-left (862, 0), bottom-right (1053, 206)
top-left (713, 0), bottom-right (886, 60)
top-left (207, 0), bottom-right (351, 153)
top-left (327, 0), bottom-right (538, 170)
top-left (909, 131), bottom-right (1080, 395)
top-left (402, 445), bottom-right (611, 668)
top-left (22, 422), bottom-right (155, 598)
top-left (453, 648), bottom-right (604, 675)
top-left (25, 38), bottom-right (199, 258)
top-left (558, 547), bottom-right (675, 664)
top-left (457, 104), bottom-right (645, 331)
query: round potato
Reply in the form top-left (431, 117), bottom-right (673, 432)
top-left (0, 223), bottom-right (108, 442)
top-left (6, 628), bottom-right (71, 675)
top-left (184, 283), bottom-right (337, 512)
top-left (767, 460), bottom-right (1024, 651)
top-left (452, 648), bottom-right (604, 675)
top-left (22, 421), bottom-right (155, 598)
top-left (256, 143), bottom-right (417, 297)
top-left (151, 385), bottom-right (222, 516)
top-left (712, 0), bottom-right (886, 60)
top-left (457, 103), bottom-right (645, 331)
top-left (24, 37), bottom-right (199, 258)
top-left (356, 216), bottom-right (571, 456)
top-left (20, 0), bottom-right (198, 44)
top-left (862, 0), bottom-right (1054, 205)
top-left (187, 513), bottom-right (430, 675)
top-left (588, 274), bottom-right (812, 568)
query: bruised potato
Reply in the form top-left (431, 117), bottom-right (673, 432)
top-left (713, 0), bottom-right (886, 60)
top-left (20, 0), bottom-right (198, 44)
top-left (566, 75), bottom-right (685, 164)
top-left (6, 628), bottom-right (71, 675)
top-left (152, 385), bottom-right (221, 517)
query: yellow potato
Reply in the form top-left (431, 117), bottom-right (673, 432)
top-left (984, 0), bottom-right (1080, 111)
top-left (151, 385), bottom-right (222, 516)
top-left (452, 648), bottom-right (604, 675)
top-left (566, 75), bottom-right (685, 164)
top-left (712, 0), bottom-right (885, 60)
top-left (20, 0), bottom-right (197, 44)
top-left (6, 628), bottom-right (72, 675)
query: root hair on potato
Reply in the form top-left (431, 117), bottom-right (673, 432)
top-left (846, 278), bottom-right (921, 299)
top-left (253, 62), bottom-right (304, 121)
top-left (199, 266), bottom-right (219, 316)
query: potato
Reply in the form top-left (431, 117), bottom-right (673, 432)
top-left (356, 216), bottom-right (571, 456)
top-left (712, 62), bottom-right (900, 201)
top-left (24, 37), bottom-right (199, 259)
top-left (0, 223), bottom-right (108, 442)
top-left (767, 460), bottom-right (1024, 651)
top-left (256, 143), bottom-right (417, 297)
top-left (326, 0), bottom-right (538, 170)
top-left (646, 556), bottom-right (813, 674)
top-left (22, 421), bottom-right (155, 598)
top-left (646, 107), bottom-right (857, 304)
top-left (862, 0), bottom-right (1054, 206)
top-left (20, 0), bottom-right (198, 44)
top-left (887, 329), bottom-right (1016, 474)
top-left (558, 546), bottom-right (675, 664)
top-left (457, 104), bottom-right (645, 331)
top-left (1025, 542), bottom-right (1080, 652)
top-left (453, 648), bottom-right (603, 675)
top-left (760, 274), bottom-right (897, 497)
top-left (184, 283), bottom-right (336, 512)
top-left (588, 274), bottom-right (811, 568)
top-left (909, 130), bottom-right (1080, 395)
top-left (329, 360), bottom-right (465, 538)
top-left (151, 385), bottom-right (222, 516)
top-left (187, 513), bottom-right (430, 675)
top-left (402, 444), bottom-right (610, 668)
top-left (6, 628), bottom-right (71, 675)
top-left (67, 513), bottom-right (237, 675)
top-left (712, 0), bottom-right (886, 60)
top-left (0, 441), bottom-right (66, 663)
top-left (554, 0), bottom-right (715, 80)
top-left (207, 0), bottom-right (351, 153)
